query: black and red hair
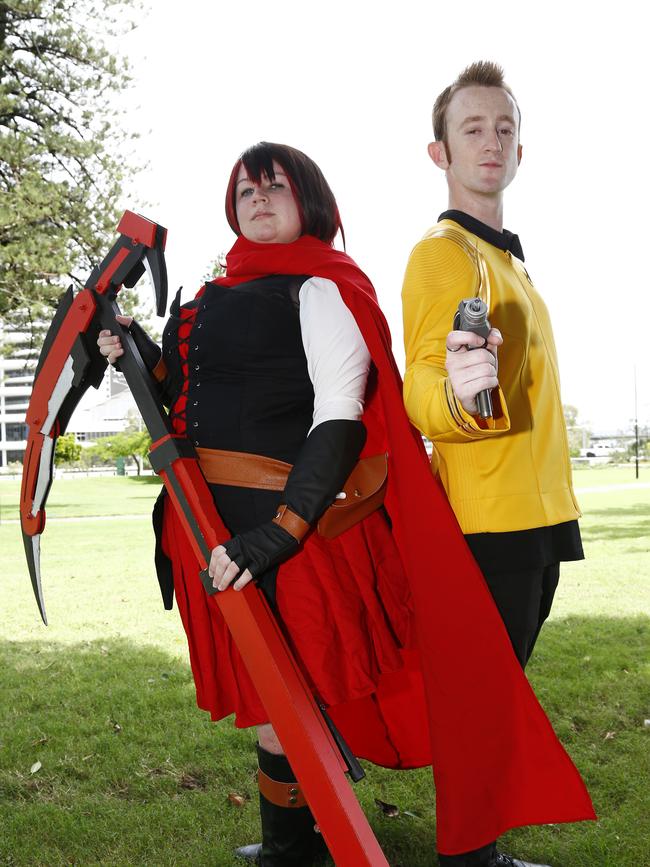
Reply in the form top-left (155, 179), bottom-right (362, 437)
top-left (225, 142), bottom-right (343, 245)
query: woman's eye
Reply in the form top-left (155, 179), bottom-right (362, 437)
top-left (499, 128), bottom-right (514, 136)
top-left (269, 182), bottom-right (284, 190)
top-left (467, 129), bottom-right (480, 135)
top-left (240, 187), bottom-right (253, 198)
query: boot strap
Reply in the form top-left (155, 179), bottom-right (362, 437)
top-left (257, 767), bottom-right (307, 808)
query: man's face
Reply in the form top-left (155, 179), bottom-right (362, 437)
top-left (432, 85), bottom-right (522, 198)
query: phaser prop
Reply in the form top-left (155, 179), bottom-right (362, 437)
top-left (454, 297), bottom-right (493, 419)
top-left (19, 212), bottom-right (388, 867)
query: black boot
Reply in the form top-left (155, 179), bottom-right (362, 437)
top-left (234, 745), bottom-right (328, 866)
top-left (438, 844), bottom-right (551, 867)
top-left (494, 855), bottom-right (551, 867)
top-left (234, 843), bottom-right (262, 864)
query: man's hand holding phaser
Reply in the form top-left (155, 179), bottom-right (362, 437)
top-left (445, 327), bottom-right (503, 415)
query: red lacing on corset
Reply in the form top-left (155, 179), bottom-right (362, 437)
top-left (169, 305), bottom-right (198, 435)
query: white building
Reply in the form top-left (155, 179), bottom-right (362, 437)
top-left (0, 351), bottom-right (32, 467)
top-left (67, 368), bottom-right (140, 443)
top-left (0, 325), bottom-right (138, 467)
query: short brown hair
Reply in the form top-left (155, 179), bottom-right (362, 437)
top-left (432, 61), bottom-right (520, 142)
top-left (225, 142), bottom-right (343, 245)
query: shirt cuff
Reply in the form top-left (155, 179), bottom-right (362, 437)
top-left (443, 378), bottom-right (510, 436)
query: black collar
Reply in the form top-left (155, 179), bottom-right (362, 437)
top-left (438, 210), bottom-right (525, 262)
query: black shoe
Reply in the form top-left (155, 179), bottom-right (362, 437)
top-left (234, 843), bottom-right (262, 863)
top-left (495, 854), bottom-right (551, 867)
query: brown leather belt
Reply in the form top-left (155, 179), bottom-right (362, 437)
top-left (195, 445), bottom-right (388, 541)
top-left (196, 447), bottom-right (291, 490)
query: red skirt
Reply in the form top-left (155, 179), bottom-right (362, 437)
top-left (163, 500), bottom-right (432, 769)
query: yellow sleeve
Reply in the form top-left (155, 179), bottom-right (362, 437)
top-left (401, 237), bottom-right (510, 443)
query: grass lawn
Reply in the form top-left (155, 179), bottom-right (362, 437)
top-left (0, 468), bottom-right (648, 866)
top-left (0, 474), bottom-right (162, 523)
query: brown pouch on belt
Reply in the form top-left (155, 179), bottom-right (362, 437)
top-left (317, 453), bottom-right (388, 540)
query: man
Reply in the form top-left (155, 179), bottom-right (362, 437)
top-left (402, 61), bottom-right (584, 867)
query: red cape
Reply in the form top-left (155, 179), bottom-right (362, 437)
top-left (213, 235), bottom-right (595, 854)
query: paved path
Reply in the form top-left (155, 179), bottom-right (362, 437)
top-left (575, 482), bottom-right (650, 494)
top-left (1, 514), bottom-right (150, 525)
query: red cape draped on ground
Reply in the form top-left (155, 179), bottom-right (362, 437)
top-left (211, 235), bottom-right (595, 854)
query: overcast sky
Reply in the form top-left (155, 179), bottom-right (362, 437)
top-left (114, 0), bottom-right (649, 433)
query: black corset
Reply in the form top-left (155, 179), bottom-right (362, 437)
top-left (163, 274), bottom-right (315, 464)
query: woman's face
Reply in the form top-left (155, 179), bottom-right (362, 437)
top-left (235, 160), bottom-right (302, 244)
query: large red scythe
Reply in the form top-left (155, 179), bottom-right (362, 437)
top-left (19, 211), bottom-right (390, 866)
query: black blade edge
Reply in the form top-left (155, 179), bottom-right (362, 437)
top-left (22, 530), bottom-right (47, 625)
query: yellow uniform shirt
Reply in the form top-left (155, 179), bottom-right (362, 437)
top-left (402, 218), bottom-right (580, 534)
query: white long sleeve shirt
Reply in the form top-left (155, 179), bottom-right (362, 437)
top-left (298, 276), bottom-right (371, 431)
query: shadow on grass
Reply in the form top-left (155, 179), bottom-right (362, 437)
top-left (580, 503), bottom-right (650, 543)
top-left (0, 616), bottom-right (648, 866)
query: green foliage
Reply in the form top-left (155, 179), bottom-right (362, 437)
top-left (621, 425), bottom-right (649, 463)
top-left (0, 0), bottom-right (140, 353)
top-left (89, 428), bottom-right (151, 475)
top-left (201, 254), bottom-right (226, 283)
top-left (52, 431), bottom-right (80, 464)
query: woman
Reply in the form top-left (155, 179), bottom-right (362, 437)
top-left (98, 143), bottom-right (594, 867)
top-left (100, 142), bottom-right (429, 865)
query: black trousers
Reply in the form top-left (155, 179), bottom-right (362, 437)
top-left (482, 562), bottom-right (560, 668)
top-left (437, 563), bottom-right (560, 866)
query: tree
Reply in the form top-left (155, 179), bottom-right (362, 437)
top-left (563, 405), bottom-right (579, 428)
top-left (623, 421), bottom-right (649, 463)
top-left (91, 428), bottom-right (151, 475)
top-left (0, 0), bottom-right (140, 353)
top-left (202, 254), bottom-right (226, 283)
top-left (54, 431), bottom-right (80, 463)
